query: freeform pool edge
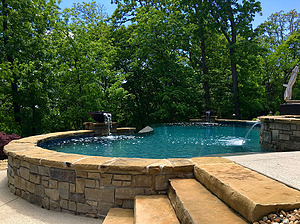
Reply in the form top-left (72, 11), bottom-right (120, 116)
top-left (4, 130), bottom-right (235, 218)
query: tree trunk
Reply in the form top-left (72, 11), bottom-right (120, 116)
top-left (230, 46), bottom-right (241, 119)
top-left (201, 37), bottom-right (210, 109)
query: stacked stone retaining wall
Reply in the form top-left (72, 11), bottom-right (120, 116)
top-left (4, 130), bottom-right (195, 218)
top-left (260, 116), bottom-right (300, 151)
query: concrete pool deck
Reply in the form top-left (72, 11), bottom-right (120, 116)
top-left (0, 150), bottom-right (300, 223)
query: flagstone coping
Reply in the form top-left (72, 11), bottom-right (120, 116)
top-left (4, 130), bottom-right (234, 172)
top-left (260, 115), bottom-right (300, 124)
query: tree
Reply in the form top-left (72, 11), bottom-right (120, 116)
top-left (47, 2), bottom-right (129, 131)
top-left (0, 0), bottom-right (60, 135)
top-left (111, 0), bottom-right (201, 127)
top-left (206, 0), bottom-right (261, 118)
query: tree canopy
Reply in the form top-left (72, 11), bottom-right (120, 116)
top-left (0, 0), bottom-right (299, 136)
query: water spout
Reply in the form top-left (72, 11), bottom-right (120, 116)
top-left (103, 112), bottom-right (112, 136)
top-left (243, 121), bottom-right (261, 144)
top-left (206, 111), bottom-right (211, 122)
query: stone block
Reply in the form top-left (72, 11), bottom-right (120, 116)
top-left (50, 199), bottom-right (60, 211)
top-left (115, 199), bottom-right (123, 206)
top-left (21, 190), bottom-right (29, 200)
top-left (70, 183), bottom-right (75, 193)
top-left (100, 174), bottom-right (112, 186)
top-left (276, 123), bottom-right (283, 130)
top-left (76, 203), bottom-right (94, 214)
top-left (38, 166), bottom-right (50, 176)
top-left (112, 180), bottom-right (122, 187)
top-left (69, 201), bottom-right (76, 211)
top-left (42, 176), bottom-right (50, 181)
top-left (87, 200), bottom-right (98, 207)
top-left (45, 188), bottom-right (60, 201)
top-left (122, 181), bottom-right (131, 187)
top-left (20, 161), bottom-right (30, 168)
top-left (271, 130), bottom-right (279, 141)
top-left (7, 164), bottom-right (14, 176)
top-left (50, 168), bottom-right (75, 183)
top-left (8, 156), bottom-right (13, 165)
top-left (14, 176), bottom-right (21, 188)
top-left (26, 181), bottom-right (36, 194)
top-left (269, 123), bottom-right (275, 129)
top-left (58, 182), bottom-right (69, 200)
top-left (28, 193), bottom-right (42, 206)
top-left (279, 134), bottom-right (290, 141)
top-left (35, 185), bottom-right (45, 197)
top-left (29, 164), bottom-right (38, 174)
top-left (76, 170), bottom-right (87, 178)
top-left (49, 180), bottom-right (58, 189)
top-left (291, 125), bottom-right (297, 130)
top-left (60, 199), bottom-right (68, 210)
top-left (115, 188), bottom-right (145, 200)
top-left (9, 184), bottom-right (15, 194)
top-left (75, 178), bottom-right (85, 193)
top-left (42, 197), bottom-right (50, 209)
top-left (282, 124), bottom-right (291, 131)
top-left (20, 167), bottom-right (30, 180)
top-left (85, 188), bottom-right (114, 203)
top-left (29, 173), bottom-right (41, 184)
top-left (132, 175), bottom-right (153, 187)
top-left (114, 174), bottom-right (132, 181)
top-left (13, 159), bottom-right (20, 168)
top-left (85, 179), bottom-right (96, 188)
top-left (18, 177), bottom-right (27, 190)
top-left (122, 200), bottom-right (134, 209)
top-left (194, 163), bottom-right (300, 223)
top-left (7, 174), bottom-right (14, 185)
top-left (87, 173), bottom-right (100, 179)
top-left (263, 131), bottom-right (272, 144)
top-left (15, 188), bottom-right (21, 196)
top-left (42, 180), bottom-right (49, 188)
top-left (69, 193), bottom-right (85, 203)
top-left (98, 203), bottom-right (113, 216)
top-left (155, 175), bottom-right (169, 191)
top-left (293, 131), bottom-right (300, 137)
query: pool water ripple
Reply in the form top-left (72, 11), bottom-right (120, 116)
top-left (42, 125), bottom-right (270, 159)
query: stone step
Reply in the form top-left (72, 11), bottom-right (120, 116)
top-left (194, 163), bottom-right (300, 223)
top-left (103, 208), bottom-right (133, 224)
top-left (168, 179), bottom-right (247, 224)
top-left (135, 195), bottom-right (180, 224)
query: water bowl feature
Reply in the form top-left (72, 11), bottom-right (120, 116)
top-left (88, 111), bottom-right (112, 123)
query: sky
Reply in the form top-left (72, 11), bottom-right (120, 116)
top-left (59, 0), bottom-right (300, 28)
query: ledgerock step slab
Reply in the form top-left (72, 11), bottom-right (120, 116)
top-left (168, 179), bottom-right (247, 224)
top-left (103, 208), bottom-right (133, 224)
top-left (135, 195), bottom-right (180, 224)
top-left (194, 163), bottom-right (300, 223)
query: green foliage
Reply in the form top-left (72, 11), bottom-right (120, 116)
top-left (0, 1), bottom-right (299, 136)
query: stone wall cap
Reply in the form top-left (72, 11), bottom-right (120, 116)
top-left (5, 130), bottom-right (248, 172)
top-left (259, 115), bottom-right (300, 124)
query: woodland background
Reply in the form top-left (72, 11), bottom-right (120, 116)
top-left (0, 0), bottom-right (299, 137)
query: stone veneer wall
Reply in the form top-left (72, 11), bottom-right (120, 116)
top-left (260, 116), bottom-right (300, 151)
top-left (4, 130), bottom-right (195, 218)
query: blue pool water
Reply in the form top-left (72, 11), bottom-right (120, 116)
top-left (41, 124), bottom-right (270, 159)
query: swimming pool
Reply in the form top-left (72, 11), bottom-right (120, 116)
top-left (41, 124), bottom-right (269, 159)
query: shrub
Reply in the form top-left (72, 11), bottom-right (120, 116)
top-left (0, 132), bottom-right (21, 157)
